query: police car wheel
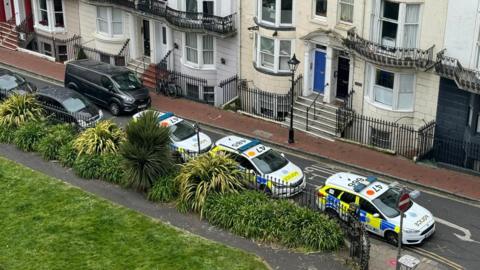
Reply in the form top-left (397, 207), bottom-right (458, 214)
top-left (385, 231), bottom-right (398, 246)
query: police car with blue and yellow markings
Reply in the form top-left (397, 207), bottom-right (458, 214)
top-left (317, 172), bottom-right (435, 245)
top-left (211, 135), bottom-right (306, 197)
top-left (133, 110), bottom-right (212, 154)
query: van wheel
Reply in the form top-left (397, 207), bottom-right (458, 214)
top-left (109, 102), bottom-right (120, 116)
top-left (67, 83), bottom-right (78, 91)
top-left (385, 231), bottom-right (399, 246)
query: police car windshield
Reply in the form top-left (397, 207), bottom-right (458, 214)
top-left (372, 187), bottom-right (412, 218)
top-left (251, 150), bottom-right (288, 174)
top-left (170, 121), bottom-right (196, 142)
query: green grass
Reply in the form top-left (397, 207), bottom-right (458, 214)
top-left (0, 157), bottom-right (268, 270)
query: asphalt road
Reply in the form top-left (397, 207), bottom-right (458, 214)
top-left (27, 76), bottom-right (480, 270)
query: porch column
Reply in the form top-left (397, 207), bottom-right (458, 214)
top-left (148, 19), bottom-right (156, 63)
top-left (13, 0), bottom-right (22, 26)
top-left (302, 41), bottom-right (312, 97)
top-left (323, 47), bottom-right (334, 103)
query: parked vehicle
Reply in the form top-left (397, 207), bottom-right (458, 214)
top-left (317, 172), bottom-right (435, 245)
top-left (0, 68), bottom-right (36, 98)
top-left (36, 86), bottom-right (103, 128)
top-left (64, 60), bottom-right (150, 115)
top-left (133, 110), bottom-right (212, 155)
top-left (211, 135), bottom-right (306, 197)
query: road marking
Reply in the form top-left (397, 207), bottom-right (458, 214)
top-left (435, 217), bottom-right (480, 244)
top-left (407, 247), bottom-right (464, 270)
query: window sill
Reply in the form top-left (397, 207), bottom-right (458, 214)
top-left (34, 24), bottom-right (65, 34)
top-left (310, 16), bottom-right (328, 27)
top-left (183, 61), bottom-right (216, 71)
top-left (364, 97), bottom-right (414, 113)
top-left (253, 62), bottom-right (292, 77)
top-left (253, 17), bottom-right (295, 31)
top-left (94, 32), bottom-right (126, 44)
top-left (334, 22), bottom-right (354, 32)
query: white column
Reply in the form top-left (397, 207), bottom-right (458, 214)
top-left (323, 47), bottom-right (334, 103)
top-left (13, 0), bottom-right (22, 25)
top-left (302, 41), bottom-right (311, 97)
top-left (149, 19), bottom-right (155, 62)
top-left (128, 14), bottom-right (138, 60)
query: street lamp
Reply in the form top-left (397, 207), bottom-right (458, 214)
top-left (288, 54), bottom-right (300, 144)
top-left (193, 122), bottom-right (201, 154)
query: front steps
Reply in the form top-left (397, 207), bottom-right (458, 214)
top-left (0, 21), bottom-right (18, 50)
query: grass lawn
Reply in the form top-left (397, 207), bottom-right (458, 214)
top-left (0, 157), bottom-right (268, 270)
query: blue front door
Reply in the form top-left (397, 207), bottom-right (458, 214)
top-left (313, 51), bottom-right (326, 93)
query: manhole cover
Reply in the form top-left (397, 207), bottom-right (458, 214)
top-left (253, 129), bottom-right (273, 139)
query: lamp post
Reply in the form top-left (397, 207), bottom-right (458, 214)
top-left (193, 122), bottom-right (201, 154)
top-left (288, 54), bottom-right (300, 144)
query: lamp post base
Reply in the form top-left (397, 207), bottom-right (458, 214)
top-left (288, 128), bottom-right (295, 144)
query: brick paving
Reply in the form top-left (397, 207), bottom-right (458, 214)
top-left (1, 47), bottom-right (480, 201)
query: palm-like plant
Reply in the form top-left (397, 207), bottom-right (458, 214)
top-left (73, 120), bottom-right (124, 156)
top-left (176, 152), bottom-right (246, 216)
top-left (120, 110), bottom-right (173, 192)
top-left (0, 94), bottom-right (44, 128)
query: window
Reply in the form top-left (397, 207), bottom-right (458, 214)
top-left (315, 0), bottom-right (327, 17)
top-left (162, 27), bottom-right (167, 45)
top-left (477, 114), bottom-right (480, 133)
top-left (186, 0), bottom-right (197, 12)
top-left (326, 188), bottom-right (342, 198)
top-left (256, 35), bottom-right (293, 73)
top-left (339, 0), bottom-right (354, 23)
top-left (365, 64), bottom-right (415, 110)
top-left (203, 86), bottom-right (215, 105)
top-left (186, 83), bottom-right (199, 99)
top-left (340, 192), bottom-right (357, 204)
top-left (259, 0), bottom-right (293, 26)
top-left (203, 1), bottom-right (214, 16)
top-left (184, 33), bottom-right (215, 67)
top-left (42, 42), bottom-right (52, 56)
top-left (100, 54), bottom-right (111, 64)
top-left (35, 0), bottom-right (65, 31)
top-left (376, 1), bottom-right (420, 48)
top-left (359, 198), bottom-right (380, 216)
top-left (57, 45), bottom-right (67, 62)
top-left (96, 7), bottom-right (123, 37)
top-left (370, 127), bottom-right (391, 149)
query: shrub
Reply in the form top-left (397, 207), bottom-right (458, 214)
top-left (37, 124), bottom-right (76, 160)
top-left (73, 120), bottom-right (124, 156)
top-left (147, 171), bottom-right (179, 203)
top-left (204, 191), bottom-right (344, 252)
top-left (13, 121), bottom-right (47, 151)
top-left (175, 152), bottom-right (246, 216)
top-left (98, 154), bottom-right (125, 184)
top-left (73, 154), bottom-right (102, 179)
top-left (0, 124), bottom-right (14, 143)
top-left (0, 94), bottom-right (44, 128)
top-left (58, 141), bottom-right (78, 167)
top-left (120, 111), bottom-right (173, 192)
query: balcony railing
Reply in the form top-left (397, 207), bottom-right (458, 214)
top-left (89, 0), bottom-right (236, 36)
top-left (435, 50), bottom-right (480, 94)
top-left (345, 31), bottom-right (434, 69)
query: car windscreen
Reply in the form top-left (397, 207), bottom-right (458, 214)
top-left (61, 95), bottom-right (90, 113)
top-left (170, 120), bottom-right (196, 142)
top-left (372, 187), bottom-right (412, 218)
top-left (251, 149), bottom-right (289, 174)
top-left (0, 74), bottom-right (25, 91)
top-left (112, 72), bottom-right (142, 91)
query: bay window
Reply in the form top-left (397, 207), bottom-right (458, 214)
top-left (96, 7), bottom-right (124, 37)
top-left (35, 0), bottom-right (65, 31)
top-left (184, 33), bottom-right (215, 68)
top-left (258, 0), bottom-right (293, 26)
top-left (255, 35), bottom-right (293, 73)
top-left (373, 0), bottom-right (420, 48)
top-left (365, 64), bottom-right (415, 111)
top-left (339, 0), bottom-right (354, 23)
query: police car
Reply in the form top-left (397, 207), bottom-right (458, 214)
top-left (132, 110), bottom-right (212, 154)
top-left (211, 135), bottom-right (306, 197)
top-left (317, 172), bottom-right (435, 245)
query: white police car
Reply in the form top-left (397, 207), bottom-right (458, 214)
top-left (211, 135), bottom-right (306, 197)
top-left (317, 172), bottom-right (435, 245)
top-left (133, 110), bottom-right (212, 154)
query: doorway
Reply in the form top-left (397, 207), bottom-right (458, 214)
top-left (313, 50), bottom-right (326, 93)
top-left (142, 19), bottom-right (150, 57)
top-left (336, 57), bottom-right (350, 98)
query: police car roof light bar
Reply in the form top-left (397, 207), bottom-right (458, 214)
top-left (353, 183), bottom-right (368, 193)
top-left (366, 176), bottom-right (377, 183)
top-left (238, 139), bottom-right (262, 152)
top-left (158, 112), bottom-right (174, 121)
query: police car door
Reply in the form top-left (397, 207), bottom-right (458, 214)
top-left (338, 191), bottom-right (357, 220)
top-left (358, 197), bottom-right (384, 236)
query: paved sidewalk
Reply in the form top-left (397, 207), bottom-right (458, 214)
top-left (1, 47), bottom-right (480, 201)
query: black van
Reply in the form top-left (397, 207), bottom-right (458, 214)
top-left (64, 60), bottom-right (151, 115)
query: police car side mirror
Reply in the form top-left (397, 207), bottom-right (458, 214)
top-left (409, 190), bottom-right (421, 199)
top-left (373, 213), bottom-right (380, 218)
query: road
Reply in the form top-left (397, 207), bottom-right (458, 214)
top-left (28, 76), bottom-right (480, 270)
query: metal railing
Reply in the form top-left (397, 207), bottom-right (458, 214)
top-left (345, 30), bottom-right (435, 69)
top-left (435, 50), bottom-right (480, 94)
top-left (218, 75), bottom-right (238, 106)
top-left (306, 83), bottom-right (328, 132)
top-left (429, 136), bottom-right (480, 171)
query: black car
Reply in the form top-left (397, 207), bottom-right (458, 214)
top-left (64, 59), bottom-right (151, 115)
top-left (36, 86), bottom-right (103, 128)
top-left (0, 69), bottom-right (36, 98)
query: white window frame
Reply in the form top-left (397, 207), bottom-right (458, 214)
top-left (476, 113), bottom-right (480, 133)
top-left (34, 0), bottom-right (65, 32)
top-left (338, 0), bottom-right (354, 24)
top-left (373, 0), bottom-right (422, 48)
top-left (255, 35), bottom-right (294, 73)
top-left (183, 33), bottom-right (216, 69)
top-left (313, 0), bottom-right (327, 20)
top-left (183, 0), bottom-right (216, 14)
top-left (365, 63), bottom-right (416, 111)
top-left (257, 0), bottom-right (295, 27)
top-left (96, 7), bottom-right (124, 38)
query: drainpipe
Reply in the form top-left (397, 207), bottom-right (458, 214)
top-left (237, 0), bottom-right (241, 80)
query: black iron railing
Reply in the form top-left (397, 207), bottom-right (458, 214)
top-left (305, 83), bottom-right (328, 132)
top-left (430, 136), bottom-right (480, 171)
top-left (218, 75), bottom-right (238, 106)
top-left (435, 50), bottom-right (480, 94)
top-left (345, 30), bottom-right (434, 69)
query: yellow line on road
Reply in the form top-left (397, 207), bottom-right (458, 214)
top-left (407, 247), bottom-right (464, 270)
